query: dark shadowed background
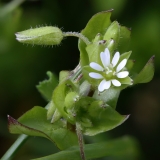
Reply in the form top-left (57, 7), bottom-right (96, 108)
top-left (0, 0), bottom-right (160, 159)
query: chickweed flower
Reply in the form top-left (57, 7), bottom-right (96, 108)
top-left (89, 48), bottom-right (132, 92)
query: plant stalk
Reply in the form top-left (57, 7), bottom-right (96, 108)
top-left (76, 123), bottom-right (86, 160)
top-left (63, 32), bottom-right (91, 45)
top-left (1, 134), bottom-right (29, 160)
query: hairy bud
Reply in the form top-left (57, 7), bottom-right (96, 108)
top-left (15, 26), bottom-right (63, 45)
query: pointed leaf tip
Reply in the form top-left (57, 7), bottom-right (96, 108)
top-left (133, 56), bottom-right (155, 84)
top-left (8, 115), bottom-right (19, 126)
top-left (150, 55), bottom-right (155, 61)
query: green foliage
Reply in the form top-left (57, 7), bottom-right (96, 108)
top-left (32, 136), bottom-right (140, 160)
top-left (133, 56), bottom-right (155, 84)
top-left (79, 11), bottom-right (112, 66)
top-left (5, 9), bottom-right (155, 160)
top-left (36, 71), bottom-right (58, 101)
top-left (8, 106), bottom-right (78, 150)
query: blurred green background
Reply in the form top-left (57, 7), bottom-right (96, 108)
top-left (0, 0), bottom-right (160, 159)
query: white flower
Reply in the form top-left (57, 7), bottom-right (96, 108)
top-left (89, 48), bottom-right (130, 92)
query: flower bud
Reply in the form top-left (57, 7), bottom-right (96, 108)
top-left (15, 26), bottom-right (63, 45)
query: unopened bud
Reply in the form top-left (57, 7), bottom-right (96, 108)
top-left (15, 26), bottom-right (63, 45)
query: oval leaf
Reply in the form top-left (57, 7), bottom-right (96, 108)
top-left (79, 10), bottom-right (112, 67)
top-left (8, 106), bottom-right (78, 150)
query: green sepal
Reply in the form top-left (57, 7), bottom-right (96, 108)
top-left (79, 10), bottom-right (112, 67)
top-left (117, 77), bottom-right (133, 90)
top-left (119, 51), bottom-right (132, 63)
top-left (92, 33), bottom-right (103, 43)
top-left (59, 70), bottom-right (70, 83)
top-left (126, 59), bottom-right (135, 71)
top-left (79, 80), bottom-right (91, 97)
top-left (81, 100), bottom-right (129, 136)
top-left (36, 71), bottom-right (58, 101)
top-left (51, 109), bottom-right (62, 123)
top-left (103, 21), bottom-right (120, 53)
top-left (133, 56), bottom-right (155, 84)
top-left (86, 40), bottom-right (106, 64)
top-left (8, 106), bottom-right (78, 150)
top-left (82, 65), bottom-right (100, 88)
top-left (119, 76), bottom-right (133, 85)
top-left (47, 101), bottom-right (56, 120)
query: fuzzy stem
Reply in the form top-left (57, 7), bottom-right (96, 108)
top-left (1, 134), bottom-right (29, 160)
top-left (76, 123), bottom-right (86, 160)
top-left (63, 32), bottom-right (91, 45)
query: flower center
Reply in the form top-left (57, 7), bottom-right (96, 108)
top-left (102, 66), bottom-right (114, 80)
top-left (106, 67), bottom-right (112, 74)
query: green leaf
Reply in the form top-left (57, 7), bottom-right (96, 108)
top-left (8, 106), bottom-right (78, 150)
top-left (81, 10), bottom-right (112, 42)
top-left (53, 80), bottom-right (78, 124)
top-left (133, 56), bottom-right (155, 84)
top-left (79, 10), bottom-right (112, 67)
top-left (93, 88), bottom-right (120, 109)
top-left (36, 71), bottom-right (58, 101)
top-left (118, 26), bottom-right (131, 53)
top-left (81, 100), bottom-right (129, 136)
top-left (32, 136), bottom-right (140, 160)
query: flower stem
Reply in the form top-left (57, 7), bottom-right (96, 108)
top-left (1, 134), bottom-right (29, 160)
top-left (63, 32), bottom-right (91, 45)
top-left (76, 123), bottom-right (86, 160)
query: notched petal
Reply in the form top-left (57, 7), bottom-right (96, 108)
top-left (90, 62), bottom-right (104, 71)
top-left (89, 72), bottom-right (103, 79)
top-left (112, 79), bottom-right (121, 86)
top-left (116, 59), bottom-right (127, 72)
top-left (100, 48), bottom-right (110, 68)
top-left (112, 51), bottom-right (120, 67)
top-left (98, 79), bottom-right (111, 92)
top-left (116, 71), bottom-right (129, 78)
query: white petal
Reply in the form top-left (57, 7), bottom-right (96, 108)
top-left (111, 79), bottom-right (121, 86)
top-left (116, 71), bottom-right (129, 78)
top-left (89, 72), bottom-right (103, 79)
top-left (116, 59), bottom-right (127, 72)
top-left (98, 79), bottom-right (111, 92)
top-left (90, 62), bottom-right (104, 71)
top-left (100, 48), bottom-right (110, 68)
top-left (112, 51), bottom-right (120, 67)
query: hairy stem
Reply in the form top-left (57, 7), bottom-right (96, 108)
top-left (63, 32), bottom-right (91, 45)
top-left (1, 134), bottom-right (29, 160)
top-left (76, 123), bottom-right (86, 160)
